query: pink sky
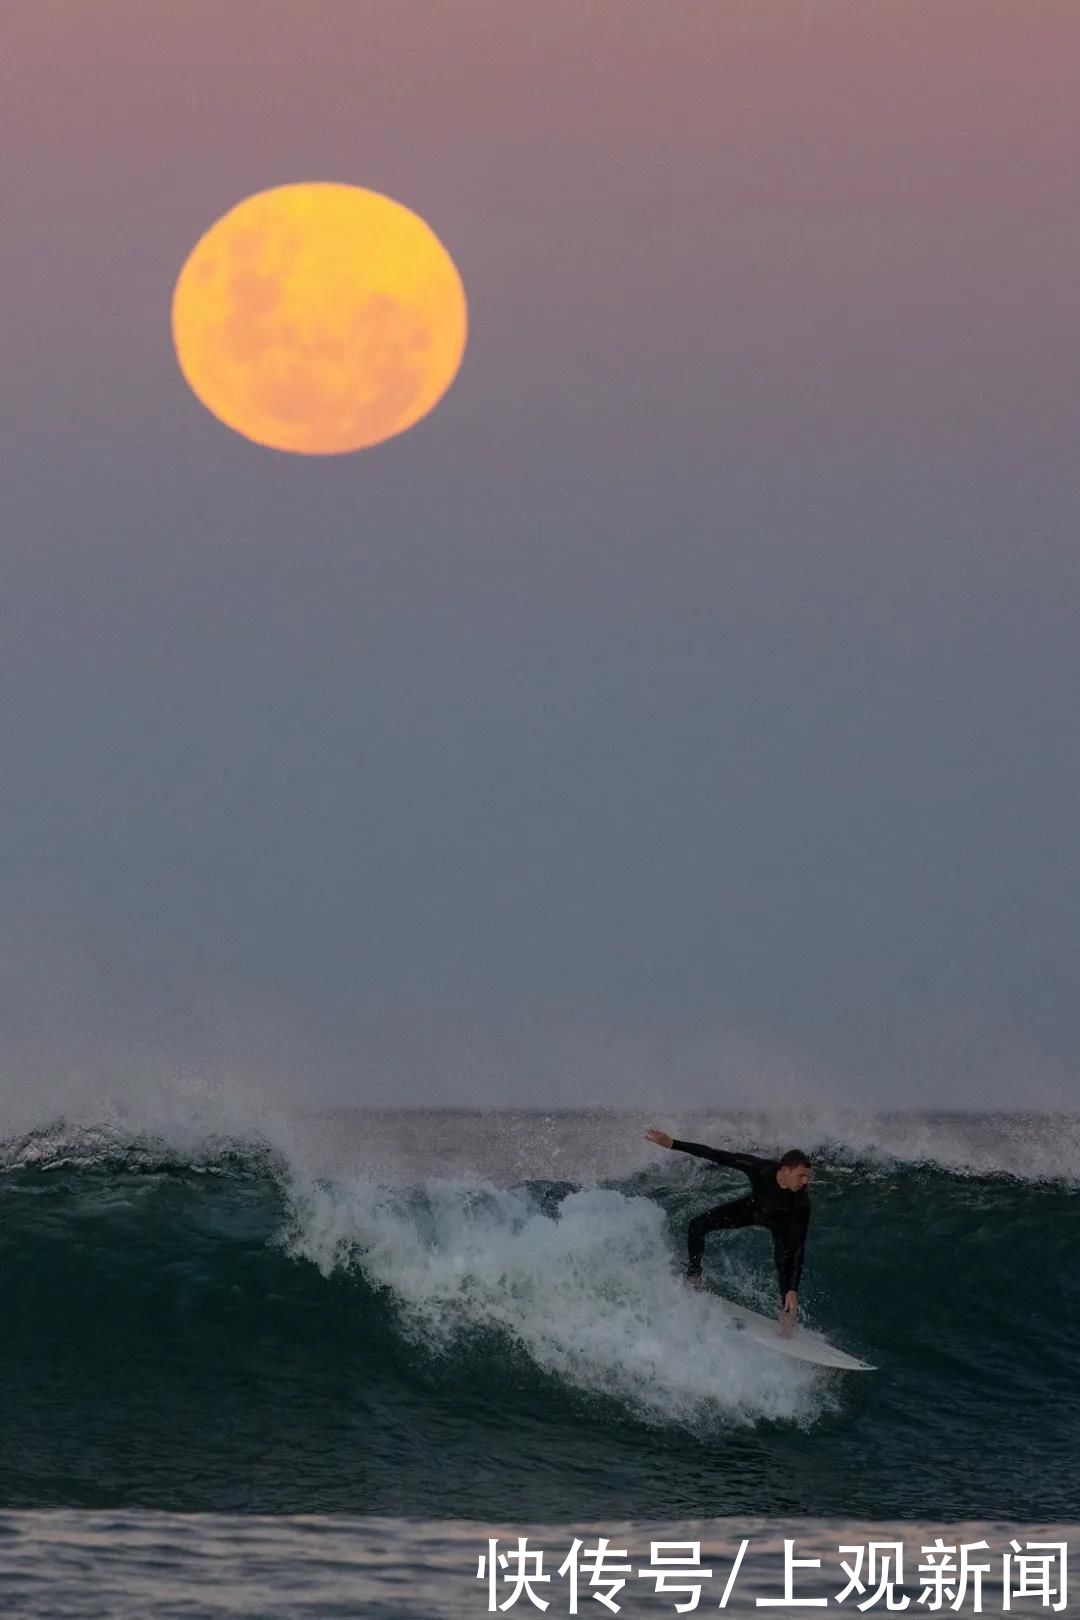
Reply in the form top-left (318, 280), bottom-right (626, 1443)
top-left (2, 1), bottom-right (1079, 1106)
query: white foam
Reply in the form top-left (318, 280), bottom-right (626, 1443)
top-left (5, 1070), bottom-right (1079, 1188)
top-left (682, 1107), bottom-right (1080, 1185)
top-left (280, 1171), bottom-right (826, 1429)
top-left (0, 1061), bottom-right (303, 1170)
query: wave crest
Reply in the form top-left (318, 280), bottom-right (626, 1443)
top-left (281, 1171), bottom-right (828, 1429)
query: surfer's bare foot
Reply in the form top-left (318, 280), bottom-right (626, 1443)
top-left (685, 1269), bottom-right (704, 1289)
top-left (779, 1290), bottom-right (799, 1336)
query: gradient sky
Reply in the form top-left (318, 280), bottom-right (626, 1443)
top-left (2, 1), bottom-right (1078, 1110)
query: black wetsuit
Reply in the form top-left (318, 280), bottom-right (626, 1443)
top-left (671, 1141), bottom-right (810, 1300)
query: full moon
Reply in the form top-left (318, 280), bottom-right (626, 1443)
top-left (171, 183), bottom-right (468, 454)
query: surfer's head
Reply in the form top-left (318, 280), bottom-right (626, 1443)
top-left (777, 1149), bottom-right (811, 1190)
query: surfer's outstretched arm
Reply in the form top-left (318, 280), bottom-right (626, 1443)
top-left (645, 1131), bottom-right (770, 1176)
top-left (673, 1140), bottom-right (771, 1173)
top-left (773, 1204), bottom-right (810, 1328)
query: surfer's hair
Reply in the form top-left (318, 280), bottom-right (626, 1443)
top-left (779, 1149), bottom-right (811, 1169)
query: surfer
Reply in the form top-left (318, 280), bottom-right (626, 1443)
top-left (645, 1130), bottom-right (811, 1334)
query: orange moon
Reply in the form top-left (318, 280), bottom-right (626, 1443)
top-left (171, 183), bottom-right (468, 454)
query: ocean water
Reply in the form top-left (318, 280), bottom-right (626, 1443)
top-left (0, 1512), bottom-right (1074, 1616)
top-left (2, 1104), bottom-right (1077, 1613)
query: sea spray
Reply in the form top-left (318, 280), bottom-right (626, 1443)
top-left (280, 1171), bottom-right (824, 1426)
top-left (3, 1107), bottom-right (1076, 1519)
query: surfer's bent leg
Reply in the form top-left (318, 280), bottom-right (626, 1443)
top-left (686, 1195), bottom-right (757, 1276)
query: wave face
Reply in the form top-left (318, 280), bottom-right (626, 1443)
top-left (2, 1108), bottom-right (1077, 1520)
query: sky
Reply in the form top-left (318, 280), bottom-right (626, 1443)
top-left (1, 1), bottom-right (1078, 1112)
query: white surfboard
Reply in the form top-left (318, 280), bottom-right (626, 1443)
top-left (719, 1297), bottom-right (875, 1372)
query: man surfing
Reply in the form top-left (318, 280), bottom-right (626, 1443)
top-left (645, 1129), bottom-right (811, 1335)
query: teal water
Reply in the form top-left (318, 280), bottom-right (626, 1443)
top-left (3, 1109), bottom-right (1077, 1523)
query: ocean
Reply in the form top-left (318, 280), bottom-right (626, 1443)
top-left (2, 1106), bottom-right (1077, 1614)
